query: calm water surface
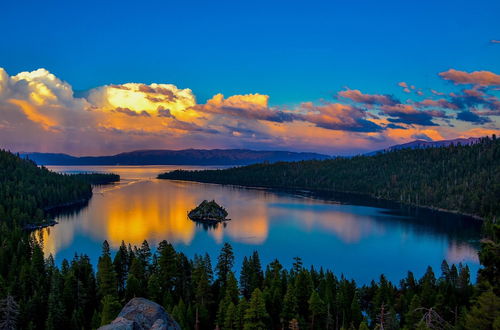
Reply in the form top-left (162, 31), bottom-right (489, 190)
top-left (38, 165), bottom-right (482, 285)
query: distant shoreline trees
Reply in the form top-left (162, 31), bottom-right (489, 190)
top-left (0, 149), bottom-right (119, 227)
top-left (159, 136), bottom-right (500, 219)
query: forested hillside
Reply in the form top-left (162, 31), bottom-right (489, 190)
top-left (0, 149), bottom-right (498, 329)
top-left (0, 150), bottom-right (119, 226)
top-left (160, 136), bottom-right (500, 219)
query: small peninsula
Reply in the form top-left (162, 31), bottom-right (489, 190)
top-left (188, 200), bottom-right (229, 223)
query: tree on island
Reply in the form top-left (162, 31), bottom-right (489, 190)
top-left (188, 200), bottom-right (229, 222)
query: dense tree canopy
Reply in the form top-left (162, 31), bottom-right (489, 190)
top-left (0, 149), bottom-right (119, 226)
top-left (0, 149), bottom-right (498, 329)
top-left (160, 136), bottom-right (500, 219)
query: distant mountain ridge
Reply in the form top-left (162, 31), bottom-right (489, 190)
top-left (20, 137), bottom-right (482, 165)
top-left (21, 149), bottom-right (331, 166)
top-left (365, 137), bottom-right (481, 155)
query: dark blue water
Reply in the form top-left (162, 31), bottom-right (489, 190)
top-left (37, 165), bottom-right (482, 285)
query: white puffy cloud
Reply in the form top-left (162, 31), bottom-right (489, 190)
top-left (0, 67), bottom-right (498, 155)
top-left (86, 82), bottom-right (196, 120)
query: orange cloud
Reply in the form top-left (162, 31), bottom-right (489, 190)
top-left (191, 93), bottom-right (296, 123)
top-left (0, 67), bottom-right (498, 156)
top-left (439, 69), bottom-right (500, 86)
top-left (417, 98), bottom-right (459, 110)
top-left (87, 82), bottom-right (196, 120)
top-left (8, 99), bottom-right (59, 131)
top-left (299, 102), bottom-right (382, 132)
top-left (337, 89), bottom-right (399, 106)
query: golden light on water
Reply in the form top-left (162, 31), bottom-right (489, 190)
top-left (36, 166), bottom-right (480, 275)
top-left (103, 182), bottom-right (197, 246)
top-left (38, 172), bottom-right (275, 257)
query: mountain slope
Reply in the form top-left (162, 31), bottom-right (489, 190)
top-left (159, 136), bottom-right (500, 219)
top-left (0, 150), bottom-right (92, 225)
top-left (21, 149), bottom-right (331, 165)
top-left (365, 137), bottom-right (481, 155)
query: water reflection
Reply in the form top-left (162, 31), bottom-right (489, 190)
top-left (39, 165), bottom-right (482, 284)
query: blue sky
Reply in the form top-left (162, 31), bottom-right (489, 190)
top-left (2, 0), bottom-right (499, 104)
top-left (0, 0), bottom-right (499, 155)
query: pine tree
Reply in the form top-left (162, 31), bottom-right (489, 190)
top-left (295, 269), bottom-right (313, 318)
top-left (244, 288), bottom-right (269, 330)
top-left (171, 299), bottom-right (188, 329)
top-left (216, 242), bottom-right (235, 287)
top-left (404, 294), bottom-right (423, 328)
top-left (45, 269), bottom-right (67, 330)
top-left (125, 273), bottom-right (141, 300)
top-left (308, 290), bottom-right (325, 329)
top-left (147, 273), bottom-right (162, 303)
top-left (216, 292), bottom-right (232, 328)
top-left (464, 289), bottom-right (500, 329)
top-left (240, 257), bottom-right (252, 299)
top-left (350, 293), bottom-right (362, 329)
top-left (100, 295), bottom-right (121, 326)
top-left (157, 240), bottom-right (178, 295)
top-left (223, 302), bottom-right (237, 329)
top-left (358, 321), bottom-right (369, 330)
top-left (0, 296), bottom-right (19, 330)
top-left (97, 241), bottom-right (118, 298)
top-left (225, 271), bottom-right (240, 304)
top-left (113, 241), bottom-right (129, 296)
top-left (128, 258), bottom-right (146, 297)
top-left (281, 284), bottom-right (298, 326)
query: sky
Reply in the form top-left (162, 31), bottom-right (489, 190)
top-left (0, 0), bottom-right (499, 155)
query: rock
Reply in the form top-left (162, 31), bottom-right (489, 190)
top-left (99, 317), bottom-right (135, 330)
top-left (98, 298), bottom-right (180, 330)
top-left (188, 199), bottom-right (229, 223)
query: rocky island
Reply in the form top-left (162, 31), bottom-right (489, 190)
top-left (188, 200), bottom-right (229, 223)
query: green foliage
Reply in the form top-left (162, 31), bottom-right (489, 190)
top-left (100, 295), bottom-right (121, 326)
top-left (0, 150), bottom-right (93, 226)
top-left (243, 288), bottom-right (269, 330)
top-left (464, 289), bottom-right (500, 329)
top-left (188, 200), bottom-right (228, 222)
top-left (308, 290), bottom-right (325, 329)
top-left (160, 136), bottom-right (500, 218)
top-left (97, 241), bottom-right (118, 298)
top-left (0, 148), bottom-right (499, 329)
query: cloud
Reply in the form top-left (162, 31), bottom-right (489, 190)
top-left (431, 89), bottom-right (445, 96)
top-left (157, 107), bottom-right (175, 118)
top-left (411, 133), bottom-right (433, 141)
top-left (381, 104), bottom-right (446, 126)
top-left (439, 69), bottom-right (500, 87)
top-left (0, 67), bottom-right (498, 156)
top-left (449, 88), bottom-right (500, 113)
top-left (456, 111), bottom-right (492, 124)
top-left (299, 102), bottom-right (383, 132)
top-left (113, 107), bottom-right (151, 117)
top-left (192, 93), bottom-right (298, 123)
top-left (86, 82), bottom-right (196, 120)
top-left (398, 82), bottom-right (411, 93)
top-left (337, 89), bottom-right (399, 106)
top-left (417, 98), bottom-right (459, 110)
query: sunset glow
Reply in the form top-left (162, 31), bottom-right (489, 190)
top-left (0, 66), bottom-right (498, 155)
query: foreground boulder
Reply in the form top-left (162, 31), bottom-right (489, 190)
top-left (98, 297), bottom-right (180, 330)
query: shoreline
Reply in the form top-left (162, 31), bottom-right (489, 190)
top-left (43, 196), bottom-right (91, 212)
top-left (161, 178), bottom-right (485, 221)
top-left (24, 196), bottom-right (92, 232)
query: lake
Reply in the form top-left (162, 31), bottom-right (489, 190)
top-left (37, 165), bottom-right (483, 285)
